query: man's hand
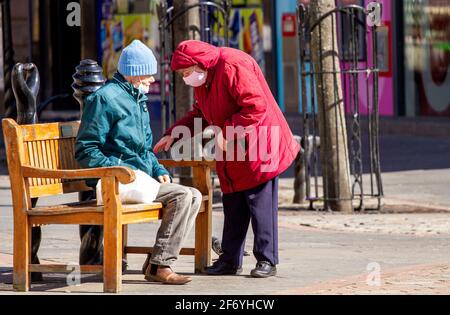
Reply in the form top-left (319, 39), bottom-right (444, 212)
top-left (154, 135), bottom-right (174, 153)
top-left (158, 175), bottom-right (171, 184)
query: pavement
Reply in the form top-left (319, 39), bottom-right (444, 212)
top-left (1, 207), bottom-right (450, 295)
top-left (0, 132), bottom-right (449, 295)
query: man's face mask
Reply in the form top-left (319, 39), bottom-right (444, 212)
top-left (183, 70), bottom-right (207, 87)
top-left (138, 82), bottom-right (150, 94)
top-left (134, 76), bottom-right (151, 94)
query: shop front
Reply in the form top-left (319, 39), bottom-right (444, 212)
top-left (403, 0), bottom-right (450, 117)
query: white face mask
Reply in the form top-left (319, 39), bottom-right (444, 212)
top-left (133, 76), bottom-right (150, 95)
top-left (138, 83), bottom-right (150, 95)
top-left (183, 71), bottom-right (207, 87)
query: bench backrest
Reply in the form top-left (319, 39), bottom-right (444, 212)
top-left (2, 119), bottom-right (91, 204)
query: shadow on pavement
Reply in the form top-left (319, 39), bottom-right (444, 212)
top-left (0, 267), bottom-right (13, 290)
top-left (0, 268), bottom-right (104, 293)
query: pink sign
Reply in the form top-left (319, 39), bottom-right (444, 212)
top-left (338, 0), bottom-right (394, 117)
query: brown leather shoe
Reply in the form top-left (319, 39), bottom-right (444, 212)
top-left (145, 272), bottom-right (192, 285)
top-left (144, 265), bottom-right (192, 285)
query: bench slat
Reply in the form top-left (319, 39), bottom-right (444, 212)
top-left (160, 159), bottom-right (216, 169)
top-left (125, 246), bottom-right (195, 256)
top-left (21, 121), bottom-right (80, 141)
top-left (29, 181), bottom-right (92, 198)
top-left (29, 201), bottom-right (164, 216)
top-left (122, 210), bottom-right (161, 224)
top-left (29, 212), bottom-right (104, 225)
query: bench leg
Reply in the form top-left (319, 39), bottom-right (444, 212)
top-left (194, 210), bottom-right (212, 273)
top-left (13, 216), bottom-right (30, 291)
top-left (103, 178), bottom-right (123, 293)
top-left (192, 167), bottom-right (213, 273)
top-left (104, 221), bottom-right (122, 293)
top-left (195, 202), bottom-right (212, 273)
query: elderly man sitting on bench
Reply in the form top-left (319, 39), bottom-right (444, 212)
top-left (75, 40), bottom-right (201, 285)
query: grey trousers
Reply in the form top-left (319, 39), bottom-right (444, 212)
top-left (150, 183), bottom-right (202, 266)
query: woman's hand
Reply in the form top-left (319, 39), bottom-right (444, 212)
top-left (158, 175), bottom-right (171, 184)
top-left (154, 135), bottom-right (175, 153)
top-left (216, 131), bottom-right (228, 152)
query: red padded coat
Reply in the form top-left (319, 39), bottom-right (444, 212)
top-left (167, 40), bottom-right (300, 194)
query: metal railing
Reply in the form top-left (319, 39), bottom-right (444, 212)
top-left (158, 0), bottom-right (231, 132)
top-left (297, 1), bottom-right (384, 211)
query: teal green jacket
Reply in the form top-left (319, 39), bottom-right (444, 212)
top-left (75, 72), bottom-right (170, 187)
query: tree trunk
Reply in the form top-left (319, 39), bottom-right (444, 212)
top-left (173, 0), bottom-right (200, 121)
top-left (173, 0), bottom-right (201, 186)
top-left (310, 0), bottom-right (353, 212)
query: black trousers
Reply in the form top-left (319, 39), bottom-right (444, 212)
top-left (221, 177), bottom-right (279, 267)
top-left (78, 190), bottom-right (103, 265)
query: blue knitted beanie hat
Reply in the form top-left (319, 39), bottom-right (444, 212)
top-left (118, 40), bottom-right (157, 76)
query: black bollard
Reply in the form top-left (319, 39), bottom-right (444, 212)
top-left (293, 136), bottom-right (321, 206)
top-left (72, 59), bottom-right (106, 115)
top-left (293, 136), bottom-right (305, 204)
top-left (72, 59), bottom-right (109, 267)
top-left (11, 63), bottom-right (43, 282)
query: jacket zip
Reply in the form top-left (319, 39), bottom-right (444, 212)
top-left (137, 99), bottom-right (146, 154)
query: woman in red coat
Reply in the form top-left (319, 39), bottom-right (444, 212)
top-left (154, 40), bottom-right (300, 278)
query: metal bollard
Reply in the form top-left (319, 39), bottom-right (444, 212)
top-left (72, 59), bottom-right (106, 115)
top-left (293, 135), bottom-right (321, 205)
top-left (72, 60), bottom-right (108, 267)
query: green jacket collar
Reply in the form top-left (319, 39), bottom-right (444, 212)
top-left (113, 72), bottom-right (148, 103)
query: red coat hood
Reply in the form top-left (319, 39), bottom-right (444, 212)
top-left (171, 40), bottom-right (220, 71)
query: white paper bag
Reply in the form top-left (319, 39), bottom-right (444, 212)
top-left (96, 170), bottom-right (161, 205)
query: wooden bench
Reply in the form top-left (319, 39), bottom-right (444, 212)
top-left (2, 118), bottom-right (215, 293)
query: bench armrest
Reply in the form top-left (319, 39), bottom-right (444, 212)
top-left (21, 166), bottom-right (135, 184)
top-left (159, 159), bottom-right (216, 170)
